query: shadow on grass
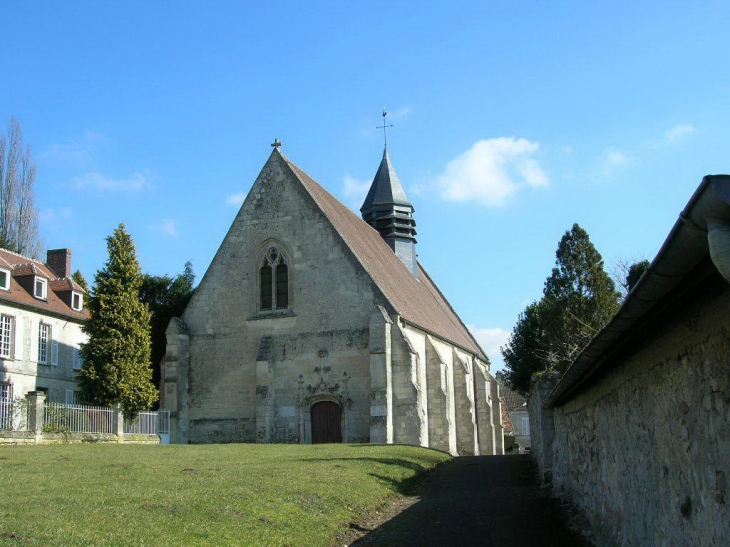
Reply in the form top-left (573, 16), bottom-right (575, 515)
top-left (304, 457), bottom-right (432, 495)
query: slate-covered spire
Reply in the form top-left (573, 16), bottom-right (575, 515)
top-left (361, 149), bottom-right (418, 277)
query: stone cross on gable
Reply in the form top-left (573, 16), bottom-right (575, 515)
top-left (271, 138), bottom-right (282, 148)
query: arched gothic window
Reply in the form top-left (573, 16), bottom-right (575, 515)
top-left (260, 247), bottom-right (288, 311)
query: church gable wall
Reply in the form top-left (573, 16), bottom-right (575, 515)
top-left (176, 154), bottom-right (380, 444)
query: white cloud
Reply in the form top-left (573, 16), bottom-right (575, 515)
top-left (41, 143), bottom-right (91, 164)
top-left (663, 124), bottom-right (695, 144)
top-left (73, 171), bottom-right (153, 192)
top-left (41, 130), bottom-right (107, 164)
top-left (39, 207), bottom-right (72, 224)
top-left (84, 129), bottom-right (107, 142)
top-left (597, 148), bottom-right (630, 177)
top-left (226, 192), bottom-right (246, 207)
top-left (437, 138), bottom-right (549, 207)
top-left (151, 220), bottom-right (179, 237)
top-left (342, 174), bottom-right (372, 209)
top-left (468, 325), bottom-right (511, 372)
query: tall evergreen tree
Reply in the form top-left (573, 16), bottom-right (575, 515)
top-left (502, 223), bottom-right (621, 394)
top-left (501, 301), bottom-right (547, 395)
top-left (72, 269), bottom-right (89, 293)
top-left (624, 259), bottom-right (650, 293)
top-left (139, 261), bottom-right (195, 393)
top-left (78, 224), bottom-right (157, 414)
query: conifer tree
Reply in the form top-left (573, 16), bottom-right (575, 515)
top-left (502, 223), bottom-right (621, 394)
top-left (78, 224), bottom-right (158, 414)
top-left (72, 269), bottom-right (89, 293)
top-left (139, 261), bottom-right (195, 392)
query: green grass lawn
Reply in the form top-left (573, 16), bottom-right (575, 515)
top-left (0, 443), bottom-right (450, 546)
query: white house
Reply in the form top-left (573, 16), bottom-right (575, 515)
top-left (0, 248), bottom-right (88, 410)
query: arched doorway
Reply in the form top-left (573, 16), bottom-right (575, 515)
top-left (311, 401), bottom-right (342, 444)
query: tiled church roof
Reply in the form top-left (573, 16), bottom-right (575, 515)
top-left (280, 150), bottom-right (488, 361)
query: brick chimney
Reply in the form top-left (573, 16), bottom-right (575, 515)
top-left (46, 248), bottom-right (72, 279)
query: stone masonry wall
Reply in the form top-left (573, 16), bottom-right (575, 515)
top-left (551, 289), bottom-right (730, 546)
top-left (176, 153), bottom-right (381, 444)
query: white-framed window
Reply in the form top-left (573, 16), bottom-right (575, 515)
top-left (0, 268), bottom-right (10, 291)
top-left (34, 276), bottom-right (48, 300)
top-left (71, 291), bottom-right (83, 311)
top-left (0, 315), bottom-right (14, 359)
top-left (73, 347), bottom-right (83, 370)
top-left (522, 417), bottom-right (530, 436)
top-left (38, 323), bottom-right (50, 364)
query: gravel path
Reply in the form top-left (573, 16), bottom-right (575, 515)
top-left (343, 455), bottom-right (593, 547)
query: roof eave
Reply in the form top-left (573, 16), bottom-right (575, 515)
top-left (546, 174), bottom-right (730, 408)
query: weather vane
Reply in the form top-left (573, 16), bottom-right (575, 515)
top-left (376, 108), bottom-right (393, 149)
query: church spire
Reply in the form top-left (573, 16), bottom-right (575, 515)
top-left (360, 148), bottom-right (418, 277)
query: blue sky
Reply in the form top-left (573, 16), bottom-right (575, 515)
top-left (2, 2), bottom-right (729, 371)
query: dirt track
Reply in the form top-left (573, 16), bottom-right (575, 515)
top-left (343, 455), bottom-right (593, 547)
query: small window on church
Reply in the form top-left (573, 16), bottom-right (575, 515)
top-left (260, 247), bottom-right (288, 311)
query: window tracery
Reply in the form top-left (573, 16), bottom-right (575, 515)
top-left (260, 247), bottom-right (288, 311)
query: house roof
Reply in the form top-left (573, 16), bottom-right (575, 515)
top-left (500, 397), bottom-right (514, 432)
top-left (500, 383), bottom-right (527, 412)
top-left (546, 174), bottom-right (730, 407)
top-left (0, 248), bottom-right (88, 321)
top-left (279, 149), bottom-right (488, 362)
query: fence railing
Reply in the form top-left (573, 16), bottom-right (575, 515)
top-left (44, 402), bottom-right (114, 434)
top-left (123, 410), bottom-right (170, 435)
top-left (1, 397), bottom-right (16, 430)
top-left (1, 393), bottom-right (169, 444)
top-left (1, 397), bottom-right (28, 431)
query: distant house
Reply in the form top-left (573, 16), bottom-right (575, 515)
top-left (497, 374), bottom-right (530, 453)
top-left (0, 248), bottom-right (88, 408)
top-left (530, 175), bottom-right (730, 546)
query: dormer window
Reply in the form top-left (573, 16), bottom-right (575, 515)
top-left (0, 268), bottom-right (9, 291)
top-left (71, 291), bottom-right (83, 311)
top-left (34, 276), bottom-right (48, 300)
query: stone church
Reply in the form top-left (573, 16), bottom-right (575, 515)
top-left (161, 144), bottom-right (503, 455)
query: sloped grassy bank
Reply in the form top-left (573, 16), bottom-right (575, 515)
top-left (0, 443), bottom-right (449, 546)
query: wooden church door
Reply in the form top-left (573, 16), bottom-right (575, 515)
top-left (311, 401), bottom-right (342, 444)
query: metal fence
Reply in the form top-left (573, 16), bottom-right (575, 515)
top-left (43, 402), bottom-right (114, 434)
top-left (0, 397), bottom-right (15, 430)
top-left (2, 398), bottom-right (170, 440)
top-left (123, 410), bottom-right (170, 435)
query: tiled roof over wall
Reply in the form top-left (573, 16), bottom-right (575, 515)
top-left (500, 383), bottom-right (527, 412)
top-left (281, 152), bottom-right (487, 361)
top-left (0, 248), bottom-right (88, 321)
top-left (500, 397), bottom-right (514, 431)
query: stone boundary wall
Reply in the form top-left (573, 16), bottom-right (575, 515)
top-left (1, 392), bottom-right (164, 445)
top-left (527, 373), bottom-right (558, 484)
top-left (548, 291), bottom-right (730, 546)
top-left (0, 431), bottom-right (160, 444)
